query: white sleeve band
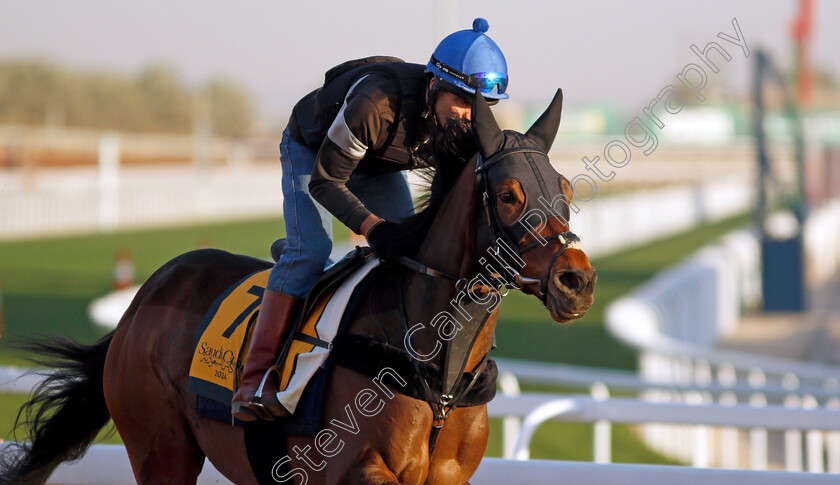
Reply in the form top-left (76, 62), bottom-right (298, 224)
top-left (326, 75), bottom-right (370, 159)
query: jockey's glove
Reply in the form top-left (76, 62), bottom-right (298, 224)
top-left (366, 220), bottom-right (403, 260)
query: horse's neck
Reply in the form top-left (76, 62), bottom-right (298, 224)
top-left (415, 168), bottom-right (477, 275)
top-left (403, 164), bottom-right (498, 369)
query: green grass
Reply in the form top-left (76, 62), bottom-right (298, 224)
top-left (0, 216), bottom-right (357, 364)
top-left (484, 418), bottom-right (683, 465)
top-left (0, 213), bottom-right (751, 462)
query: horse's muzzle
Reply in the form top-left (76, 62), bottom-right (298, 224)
top-left (547, 268), bottom-right (596, 322)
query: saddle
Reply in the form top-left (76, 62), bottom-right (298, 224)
top-left (187, 241), bottom-right (376, 406)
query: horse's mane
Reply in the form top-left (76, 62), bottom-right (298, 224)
top-left (383, 155), bottom-right (470, 258)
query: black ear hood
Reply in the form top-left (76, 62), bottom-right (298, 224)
top-left (485, 140), bottom-right (571, 233)
top-left (472, 90), bottom-right (505, 160)
top-left (524, 88), bottom-right (563, 152)
top-left (473, 89), bottom-right (571, 245)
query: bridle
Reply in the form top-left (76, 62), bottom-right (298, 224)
top-left (389, 144), bottom-right (582, 455)
top-left (474, 146), bottom-right (581, 304)
top-left (395, 145), bottom-right (581, 302)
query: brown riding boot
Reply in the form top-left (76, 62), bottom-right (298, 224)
top-left (231, 290), bottom-right (300, 422)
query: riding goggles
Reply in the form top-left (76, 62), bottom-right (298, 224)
top-left (430, 55), bottom-right (508, 95)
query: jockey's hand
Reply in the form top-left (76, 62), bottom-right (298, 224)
top-left (366, 220), bottom-right (403, 259)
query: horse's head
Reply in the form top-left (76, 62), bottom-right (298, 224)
top-left (472, 89), bottom-right (596, 323)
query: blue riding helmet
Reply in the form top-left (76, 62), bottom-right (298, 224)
top-left (427, 18), bottom-right (509, 100)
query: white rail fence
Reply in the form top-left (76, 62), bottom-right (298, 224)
top-left (0, 444), bottom-right (819, 485)
top-left (804, 199), bottom-right (840, 286)
top-left (4, 365), bottom-right (838, 480)
top-left (571, 178), bottom-right (751, 258)
top-left (604, 199), bottom-right (840, 469)
top-left (2, 391), bottom-right (838, 485)
top-left (1, 156), bottom-right (751, 246)
top-left (487, 394), bottom-right (840, 474)
top-left (0, 165), bottom-right (284, 239)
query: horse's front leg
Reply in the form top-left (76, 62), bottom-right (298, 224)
top-left (320, 367), bottom-right (433, 485)
top-left (424, 406), bottom-right (489, 484)
top-left (341, 449), bottom-right (401, 485)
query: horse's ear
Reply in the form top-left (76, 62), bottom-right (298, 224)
top-left (560, 174), bottom-right (573, 200)
top-left (525, 88), bottom-right (563, 152)
top-left (472, 91), bottom-right (505, 160)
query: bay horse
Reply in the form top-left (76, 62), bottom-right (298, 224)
top-left (1, 90), bottom-right (595, 484)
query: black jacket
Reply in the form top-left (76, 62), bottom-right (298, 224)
top-left (287, 61), bottom-right (431, 233)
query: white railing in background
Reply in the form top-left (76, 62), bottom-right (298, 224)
top-left (494, 359), bottom-right (840, 402)
top-left (474, 456), bottom-right (836, 484)
top-left (572, 179), bottom-right (752, 258)
top-left (0, 443), bottom-right (834, 484)
top-left (0, 159), bottom-right (752, 246)
top-left (0, 366), bottom-right (42, 393)
top-left (605, 199), bottom-right (840, 470)
top-left (485, 394), bottom-right (840, 474)
top-left (6, 364), bottom-right (838, 477)
top-left (804, 199), bottom-right (840, 286)
top-left (0, 165), bottom-right (284, 240)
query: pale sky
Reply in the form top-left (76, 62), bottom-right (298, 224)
top-left (1, 0), bottom-right (838, 121)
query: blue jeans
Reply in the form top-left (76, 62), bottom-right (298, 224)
top-left (267, 128), bottom-right (415, 298)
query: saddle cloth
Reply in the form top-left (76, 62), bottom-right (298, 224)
top-left (187, 248), bottom-right (380, 413)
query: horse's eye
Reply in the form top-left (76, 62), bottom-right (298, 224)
top-left (498, 192), bottom-right (515, 203)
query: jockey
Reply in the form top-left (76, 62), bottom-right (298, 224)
top-left (232, 18), bottom-right (509, 421)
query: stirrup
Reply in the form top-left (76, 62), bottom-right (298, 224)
top-left (255, 365), bottom-right (282, 400)
top-left (231, 400), bottom-right (259, 422)
top-left (248, 366), bottom-right (289, 421)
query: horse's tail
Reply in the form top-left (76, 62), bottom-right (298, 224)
top-left (0, 332), bottom-right (114, 485)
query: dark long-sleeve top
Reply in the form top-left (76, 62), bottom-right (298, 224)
top-left (303, 74), bottom-right (416, 233)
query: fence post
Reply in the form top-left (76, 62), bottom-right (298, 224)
top-left (498, 372), bottom-right (521, 460)
top-left (802, 395), bottom-right (825, 473)
top-left (717, 363), bottom-right (739, 469)
top-left (748, 368), bottom-right (768, 470)
top-left (591, 382), bottom-right (611, 464)
top-left (98, 132), bottom-right (120, 232)
top-left (783, 394), bottom-right (804, 471)
top-left (687, 391), bottom-right (709, 468)
top-left (512, 399), bottom-right (579, 460)
top-left (826, 397), bottom-right (840, 474)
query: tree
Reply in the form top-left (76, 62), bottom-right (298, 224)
top-left (202, 77), bottom-right (254, 138)
top-left (0, 60), bottom-right (256, 136)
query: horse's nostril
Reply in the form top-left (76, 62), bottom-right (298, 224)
top-left (555, 271), bottom-right (584, 292)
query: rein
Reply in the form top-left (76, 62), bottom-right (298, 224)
top-left (389, 145), bottom-right (581, 455)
